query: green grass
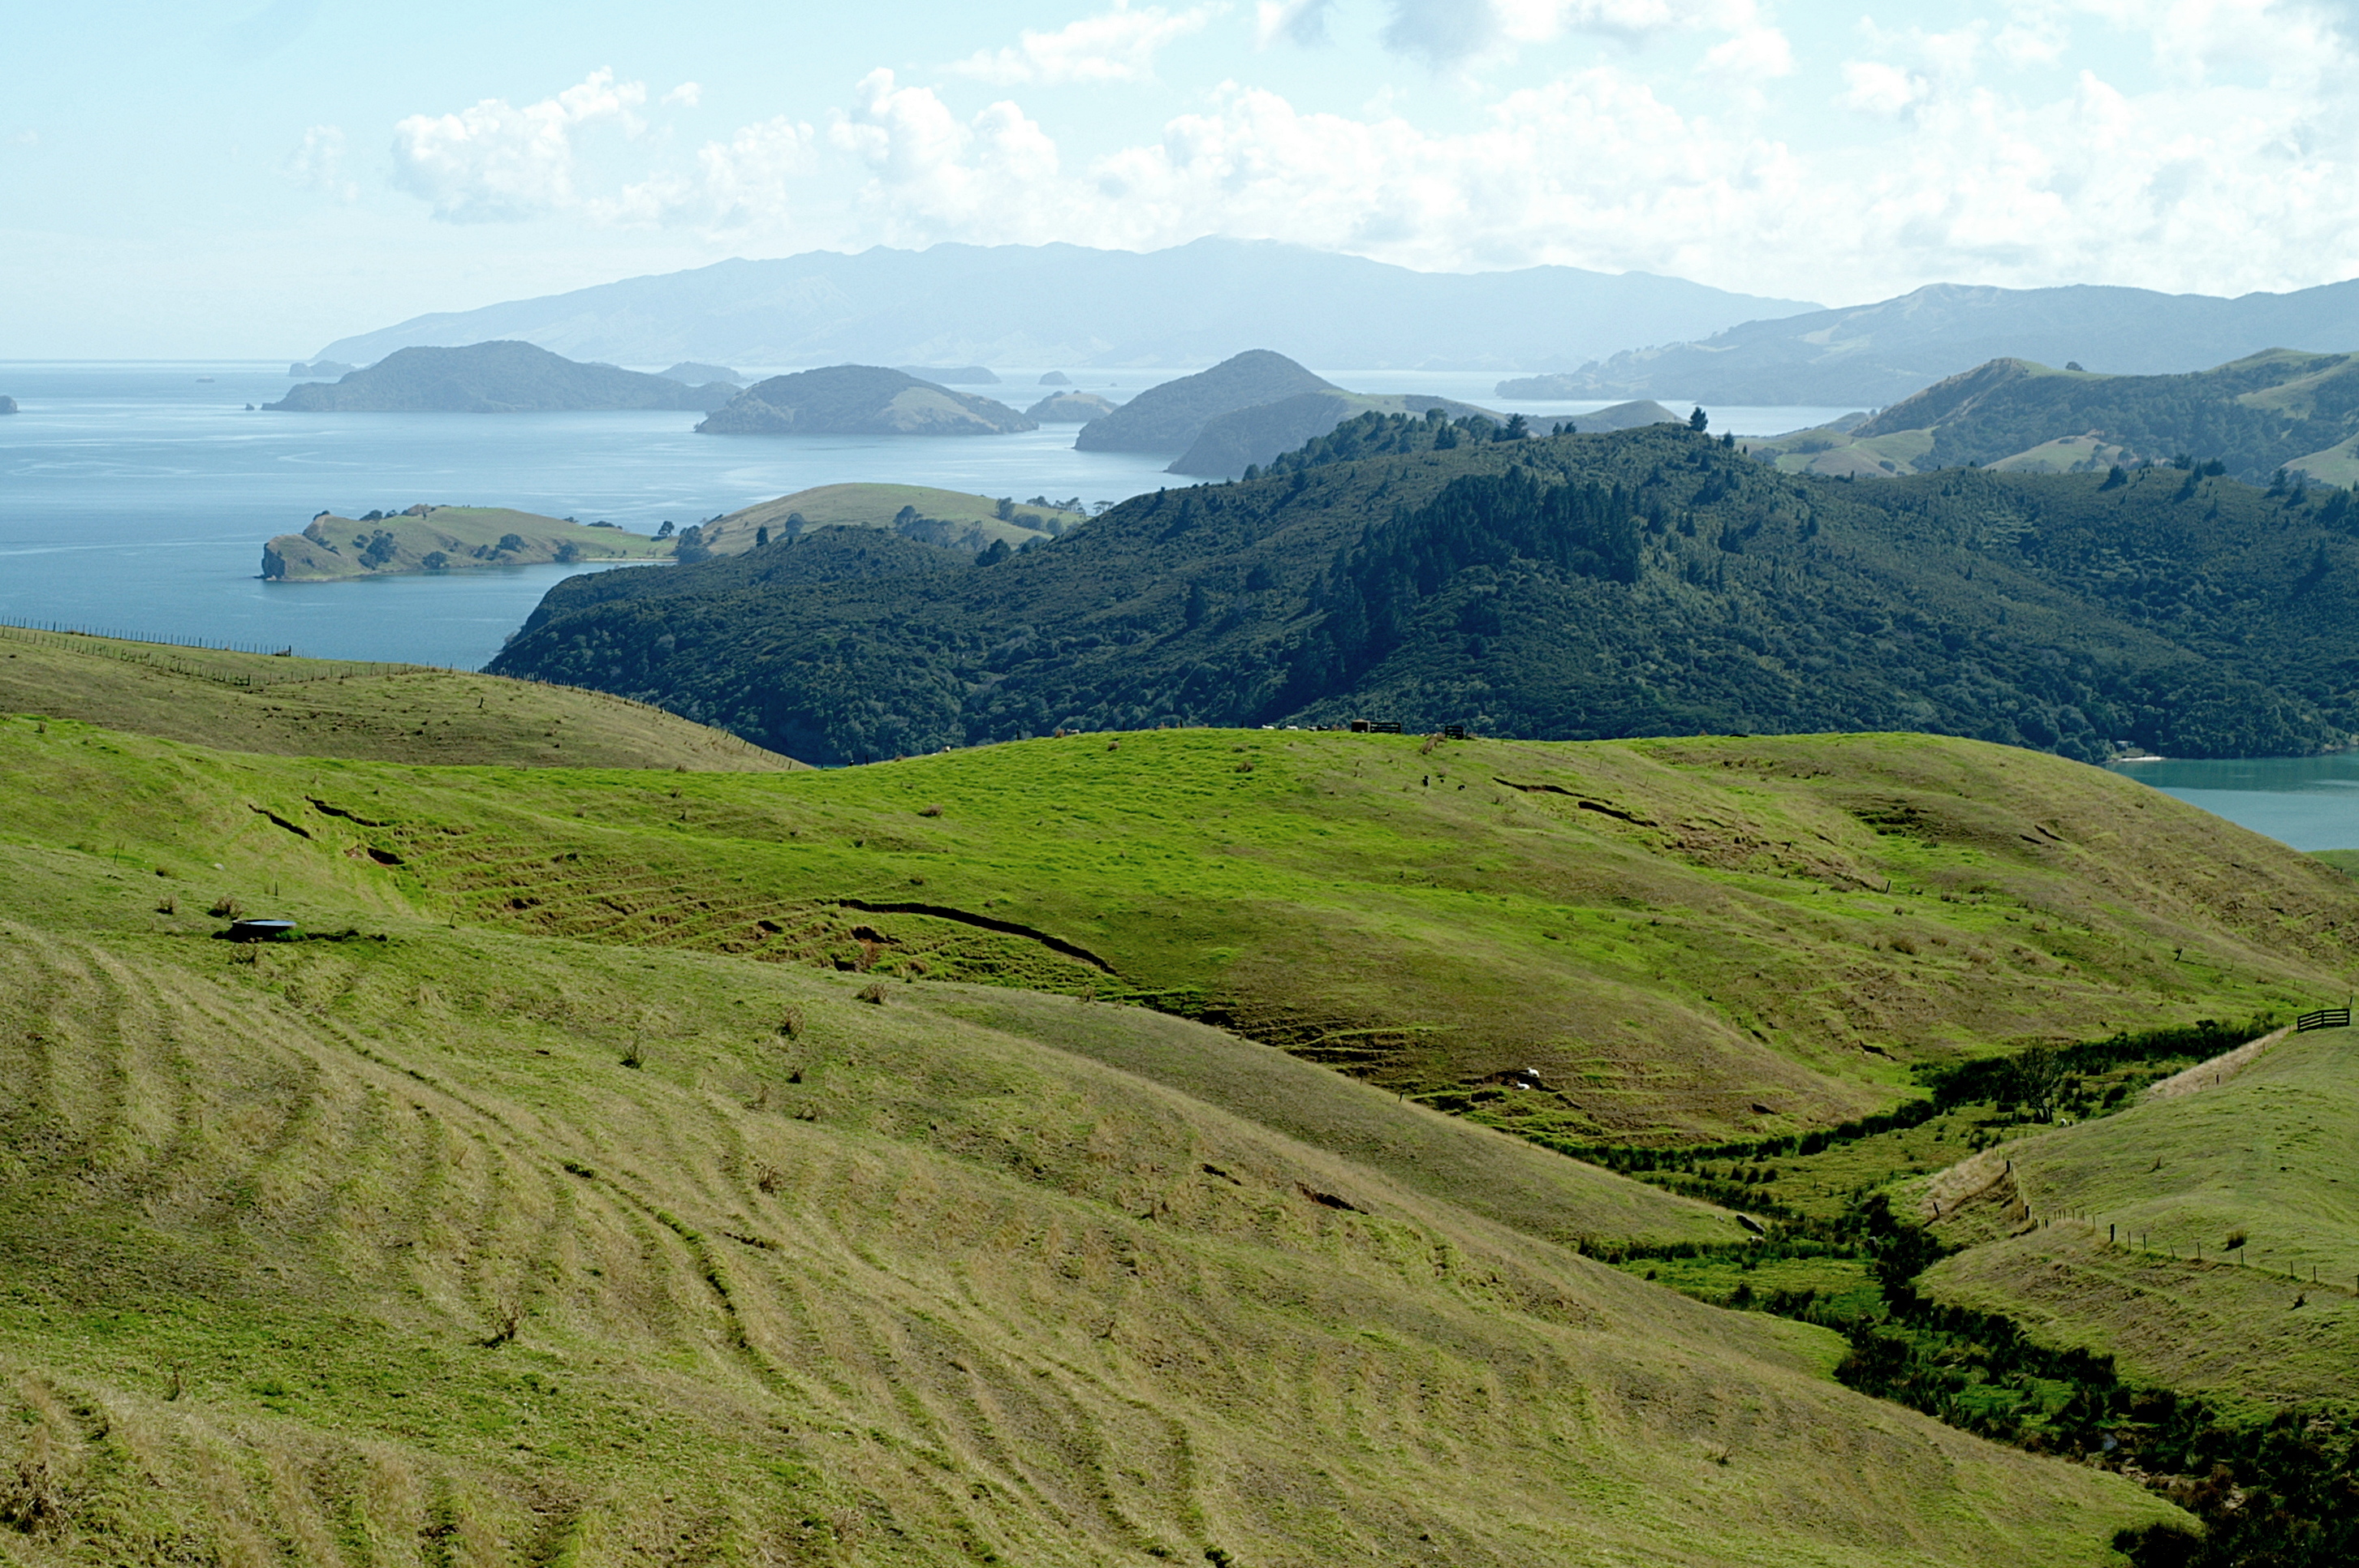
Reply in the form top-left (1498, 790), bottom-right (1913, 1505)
top-left (700, 484), bottom-right (1082, 554)
top-left (0, 719), bottom-right (2184, 1564)
top-left (1916, 1024), bottom-right (2359, 1406)
top-left (0, 625), bottom-right (800, 770)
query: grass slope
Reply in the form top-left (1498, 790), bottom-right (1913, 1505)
top-left (262, 506), bottom-right (671, 581)
top-left (696, 485), bottom-right (1085, 557)
top-left (11, 709), bottom-right (2348, 1146)
top-left (0, 627), bottom-right (799, 770)
top-left (1917, 1025), bottom-right (2359, 1406)
top-left (1748, 351), bottom-right (2359, 485)
top-left (0, 717), bottom-right (2181, 1564)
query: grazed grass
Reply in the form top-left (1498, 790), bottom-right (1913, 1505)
top-left (0, 763), bottom-right (2182, 1564)
top-left (0, 627), bottom-right (799, 770)
top-left (15, 714), bottom-right (2341, 1144)
top-left (1917, 1024), bottom-right (2359, 1406)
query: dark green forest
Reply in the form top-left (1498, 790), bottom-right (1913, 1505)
top-left (491, 412), bottom-right (2359, 766)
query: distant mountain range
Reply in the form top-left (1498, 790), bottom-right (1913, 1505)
top-left (309, 239), bottom-right (1818, 373)
top-left (1509, 280), bottom-right (2359, 407)
top-left (1744, 350), bottom-right (2359, 486)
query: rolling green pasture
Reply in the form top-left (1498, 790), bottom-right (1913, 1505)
top-left (2, 713), bottom-right (2348, 1149)
top-left (0, 625), bottom-right (798, 770)
top-left (0, 717), bottom-right (2183, 1564)
top-left (1918, 1026), bottom-right (2359, 1406)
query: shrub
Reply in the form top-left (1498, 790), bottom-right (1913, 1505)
top-left (856, 982), bottom-right (888, 1005)
top-left (208, 894), bottom-right (241, 919)
top-left (777, 1006), bottom-right (805, 1038)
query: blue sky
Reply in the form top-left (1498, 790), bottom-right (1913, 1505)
top-left (6, 0), bottom-right (2357, 355)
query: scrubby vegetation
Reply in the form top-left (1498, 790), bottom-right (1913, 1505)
top-left (495, 420), bottom-right (2359, 765)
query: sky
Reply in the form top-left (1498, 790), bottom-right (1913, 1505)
top-left (7, 0), bottom-right (2359, 356)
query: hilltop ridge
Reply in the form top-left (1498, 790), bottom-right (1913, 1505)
top-left (265, 340), bottom-right (735, 412)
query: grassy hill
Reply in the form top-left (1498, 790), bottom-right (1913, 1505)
top-left (698, 366), bottom-right (1035, 436)
top-left (261, 506), bottom-right (672, 581)
top-left (1917, 1023), bottom-right (2359, 1407)
top-left (0, 713), bottom-right (2184, 1565)
top-left (265, 341), bottom-right (733, 413)
top-left (0, 626), bottom-right (798, 769)
top-left (1745, 351), bottom-right (2359, 486)
top-left (692, 484), bottom-right (1086, 558)
top-left (13, 699), bottom-right (2344, 1148)
top-left (492, 420), bottom-right (2359, 763)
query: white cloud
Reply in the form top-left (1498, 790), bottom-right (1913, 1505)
top-left (830, 69), bottom-right (1059, 238)
top-left (951, 1), bottom-right (1218, 85)
top-left (1703, 25), bottom-right (1794, 80)
top-left (1380, 0), bottom-right (1766, 67)
top-left (1256, 0), bottom-right (1335, 46)
top-left (390, 68), bottom-right (646, 222)
top-left (663, 81), bottom-right (704, 108)
top-left (285, 123), bottom-right (356, 202)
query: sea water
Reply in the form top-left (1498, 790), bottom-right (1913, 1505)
top-left (2107, 755), bottom-right (2359, 851)
top-left (0, 361), bottom-right (1854, 670)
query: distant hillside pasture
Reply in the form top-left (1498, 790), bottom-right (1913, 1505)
top-left (1918, 1023), bottom-right (2359, 1407)
top-left (1746, 351), bottom-right (2359, 486)
top-left (691, 482), bottom-right (1085, 558)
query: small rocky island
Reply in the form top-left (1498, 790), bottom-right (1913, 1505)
top-left (697, 365), bottom-right (1035, 436)
top-left (261, 505), bottom-right (673, 581)
top-left (0, 396), bottom-right (16, 415)
top-left (266, 342), bottom-right (736, 412)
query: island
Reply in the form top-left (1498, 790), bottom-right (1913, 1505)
top-left (696, 365), bottom-right (1036, 436)
top-left (265, 342), bottom-right (736, 412)
top-left (260, 505), bottom-right (675, 581)
top-left (660, 361), bottom-right (740, 385)
top-left (0, 396), bottom-right (15, 416)
top-left (1072, 350), bottom-right (1339, 453)
top-left (287, 359), bottom-right (356, 378)
top-left (1024, 390), bottom-right (1118, 423)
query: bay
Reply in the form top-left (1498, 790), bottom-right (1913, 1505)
top-left (2107, 755), bottom-right (2359, 851)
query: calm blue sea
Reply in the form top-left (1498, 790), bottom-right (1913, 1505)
top-left (0, 360), bottom-right (1853, 670)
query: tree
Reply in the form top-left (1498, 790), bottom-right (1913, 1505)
top-left (1501, 413), bottom-right (1529, 441)
top-left (755, 524), bottom-right (771, 547)
top-left (1689, 406), bottom-right (1710, 433)
top-left (995, 497), bottom-right (1016, 521)
top-left (655, 520), bottom-right (675, 539)
top-left (2009, 1043), bottom-right (2068, 1121)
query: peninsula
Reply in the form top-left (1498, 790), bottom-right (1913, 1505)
top-left (261, 505), bottom-right (673, 581)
